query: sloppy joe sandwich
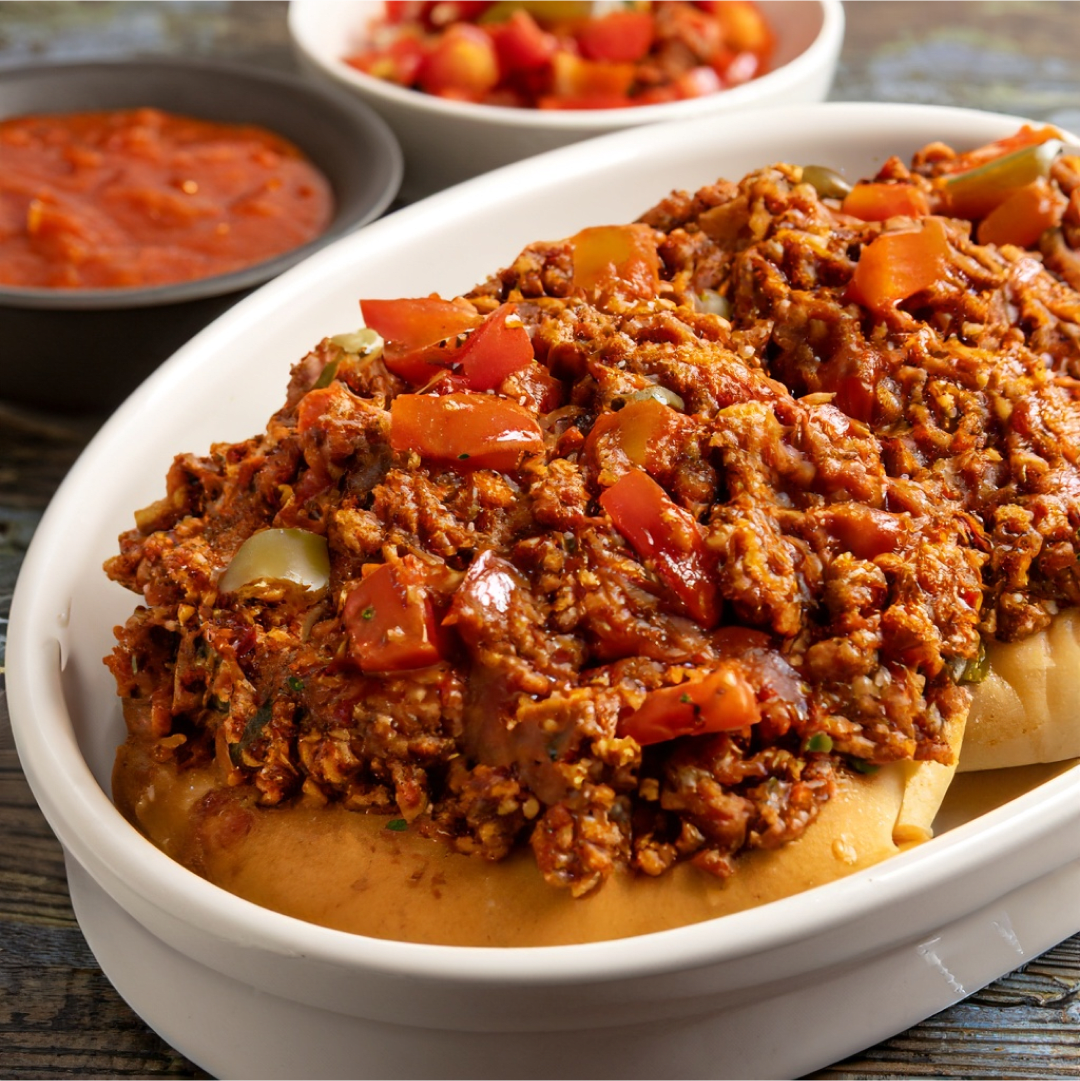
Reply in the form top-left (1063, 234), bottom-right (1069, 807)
top-left (106, 124), bottom-right (1080, 946)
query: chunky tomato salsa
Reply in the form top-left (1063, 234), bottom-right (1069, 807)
top-left (107, 126), bottom-right (1080, 898)
top-left (345, 0), bottom-right (773, 109)
top-left (0, 107), bottom-right (333, 289)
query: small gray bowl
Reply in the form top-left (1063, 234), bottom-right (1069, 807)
top-left (0, 58), bottom-right (403, 414)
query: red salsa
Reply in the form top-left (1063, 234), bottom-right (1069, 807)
top-left (345, 0), bottom-right (774, 110)
top-left (0, 107), bottom-right (334, 289)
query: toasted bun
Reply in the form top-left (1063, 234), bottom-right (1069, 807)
top-left (960, 608), bottom-right (1080, 773)
top-left (113, 719), bottom-right (960, 947)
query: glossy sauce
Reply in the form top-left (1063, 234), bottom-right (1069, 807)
top-left (0, 107), bottom-right (333, 289)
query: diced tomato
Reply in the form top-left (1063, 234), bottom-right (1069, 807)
top-left (617, 664), bottom-right (760, 746)
top-left (569, 223), bottom-right (661, 302)
top-left (417, 23), bottom-right (500, 99)
top-left (491, 9), bottom-right (557, 73)
top-left (976, 177), bottom-right (1066, 247)
top-left (390, 392), bottom-right (544, 471)
top-left (576, 10), bottom-right (654, 63)
top-left (456, 303), bottom-right (535, 390)
top-left (585, 397), bottom-right (691, 473)
top-left (600, 466), bottom-right (720, 627)
top-left (841, 182), bottom-right (930, 222)
top-left (847, 218), bottom-right (951, 314)
top-left (343, 559), bottom-right (445, 672)
top-left (360, 297), bottom-right (482, 385)
top-left (550, 51), bottom-right (635, 100)
top-left (344, 35), bottom-right (428, 86)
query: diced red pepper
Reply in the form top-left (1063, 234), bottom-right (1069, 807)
top-left (847, 218), bottom-right (951, 314)
top-left (343, 559), bottom-right (445, 672)
top-left (976, 177), bottom-right (1065, 248)
top-left (599, 466), bottom-right (720, 627)
top-left (360, 297), bottom-right (482, 386)
top-left (841, 182), bottom-right (929, 222)
top-left (569, 223), bottom-right (661, 302)
top-left (617, 664), bottom-right (760, 746)
top-left (576, 10), bottom-right (654, 63)
top-left (456, 303), bottom-right (535, 391)
top-left (390, 392), bottom-right (544, 472)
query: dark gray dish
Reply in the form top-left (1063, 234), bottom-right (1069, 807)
top-left (0, 58), bottom-right (403, 413)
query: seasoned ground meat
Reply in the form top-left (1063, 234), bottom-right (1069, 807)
top-left (107, 127), bottom-right (1080, 897)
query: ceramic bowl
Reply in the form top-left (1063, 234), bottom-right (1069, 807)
top-left (0, 58), bottom-right (402, 414)
top-left (9, 102), bottom-right (1080, 1080)
top-left (288, 0), bottom-right (845, 201)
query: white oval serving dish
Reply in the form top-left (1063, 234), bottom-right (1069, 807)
top-left (9, 101), bottom-right (1080, 1080)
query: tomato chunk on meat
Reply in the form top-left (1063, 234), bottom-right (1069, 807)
top-left (361, 297), bottom-right (482, 385)
top-left (618, 664), bottom-right (760, 746)
top-left (456, 303), bottom-right (535, 391)
top-left (847, 218), bottom-right (951, 313)
top-left (842, 182), bottom-right (929, 222)
top-left (343, 559), bottom-right (445, 672)
top-left (390, 392), bottom-right (544, 472)
top-left (569, 224), bottom-right (661, 302)
top-left (599, 466), bottom-right (720, 627)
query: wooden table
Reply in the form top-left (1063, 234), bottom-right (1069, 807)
top-left (2, 3), bottom-right (1079, 1077)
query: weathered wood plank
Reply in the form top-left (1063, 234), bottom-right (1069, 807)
top-left (2, 3), bottom-right (1080, 1079)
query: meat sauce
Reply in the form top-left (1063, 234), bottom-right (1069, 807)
top-left (106, 126), bottom-right (1080, 899)
top-left (0, 107), bottom-right (333, 289)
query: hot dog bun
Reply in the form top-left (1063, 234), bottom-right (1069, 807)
top-left (960, 608), bottom-right (1080, 772)
top-left (113, 717), bottom-right (961, 947)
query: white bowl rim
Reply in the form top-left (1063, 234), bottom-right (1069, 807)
top-left (287, 0), bottom-right (845, 130)
top-left (9, 99), bottom-right (1080, 992)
